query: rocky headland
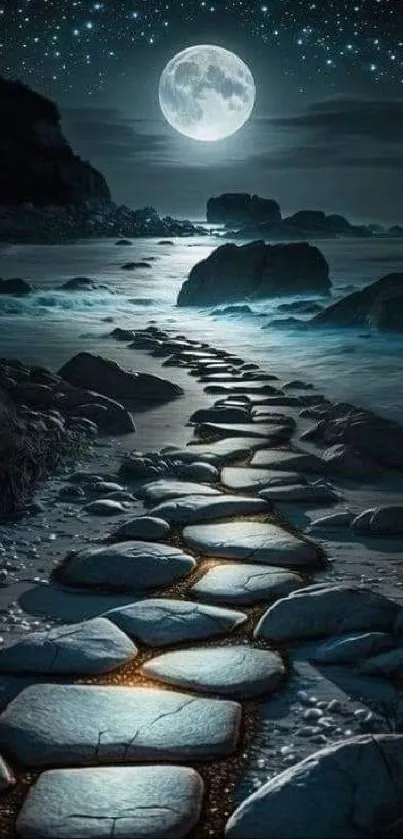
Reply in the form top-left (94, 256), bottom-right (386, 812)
top-left (0, 75), bottom-right (204, 243)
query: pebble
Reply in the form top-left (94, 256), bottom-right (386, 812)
top-left (303, 708), bottom-right (323, 721)
top-left (327, 699), bottom-right (341, 713)
top-left (297, 726), bottom-right (321, 737)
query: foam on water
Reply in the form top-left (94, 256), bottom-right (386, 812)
top-left (0, 235), bottom-right (402, 422)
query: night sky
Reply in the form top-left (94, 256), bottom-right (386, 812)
top-left (2, 0), bottom-right (403, 222)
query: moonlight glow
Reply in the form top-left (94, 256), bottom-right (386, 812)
top-left (158, 45), bottom-right (256, 142)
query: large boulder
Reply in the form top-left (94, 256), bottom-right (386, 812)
top-left (177, 241), bottom-right (330, 306)
top-left (207, 194), bottom-right (281, 227)
top-left (313, 273), bottom-right (403, 329)
top-left (58, 353), bottom-right (183, 404)
top-left (226, 735), bottom-right (403, 838)
top-left (255, 585), bottom-right (399, 642)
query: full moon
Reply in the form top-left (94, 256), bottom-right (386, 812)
top-left (158, 45), bottom-right (256, 142)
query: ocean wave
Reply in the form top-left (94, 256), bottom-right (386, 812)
top-left (0, 287), bottom-right (127, 317)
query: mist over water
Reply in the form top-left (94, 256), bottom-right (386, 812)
top-left (1, 236), bottom-right (403, 422)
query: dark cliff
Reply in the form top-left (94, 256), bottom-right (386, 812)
top-left (0, 75), bottom-right (111, 206)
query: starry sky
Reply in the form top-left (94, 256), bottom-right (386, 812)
top-left (2, 0), bottom-right (403, 222)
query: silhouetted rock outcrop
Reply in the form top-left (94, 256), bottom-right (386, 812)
top-left (312, 273), bottom-right (403, 330)
top-left (0, 75), bottom-right (110, 206)
top-left (0, 76), bottom-right (205, 243)
top-left (207, 194), bottom-right (281, 227)
top-left (177, 240), bottom-right (330, 306)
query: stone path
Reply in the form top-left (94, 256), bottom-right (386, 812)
top-left (1, 325), bottom-right (403, 837)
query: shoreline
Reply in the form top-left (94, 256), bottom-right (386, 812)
top-left (0, 323), bottom-right (403, 834)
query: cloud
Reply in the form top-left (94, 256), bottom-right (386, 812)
top-left (269, 97), bottom-right (403, 143)
top-left (62, 108), bottom-right (173, 163)
top-left (251, 97), bottom-right (403, 170)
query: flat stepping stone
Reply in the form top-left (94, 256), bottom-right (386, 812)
top-left (255, 584), bottom-right (400, 642)
top-left (195, 422), bottom-right (291, 442)
top-left (143, 646), bottom-right (286, 699)
top-left (142, 480), bottom-right (221, 504)
top-left (57, 542), bottom-right (196, 591)
top-left (190, 407), bottom-right (250, 424)
top-left (0, 684), bottom-right (241, 767)
top-left (192, 564), bottom-right (304, 605)
top-left (0, 617), bottom-right (137, 676)
top-left (106, 598), bottom-right (246, 646)
top-left (149, 494), bottom-right (268, 524)
top-left (109, 516), bottom-right (170, 541)
top-left (183, 522), bottom-right (320, 568)
top-left (259, 483), bottom-right (339, 503)
top-left (169, 437), bottom-right (265, 465)
top-left (205, 383), bottom-right (279, 395)
top-left (83, 499), bottom-right (128, 515)
top-left (91, 481), bottom-right (125, 495)
top-left (199, 373), bottom-right (263, 382)
top-left (17, 765), bottom-right (204, 839)
top-left (251, 449), bottom-right (324, 473)
top-left (221, 467), bottom-right (305, 493)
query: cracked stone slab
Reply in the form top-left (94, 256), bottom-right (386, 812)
top-left (250, 449), bottom-right (324, 473)
top-left (0, 617), bottom-right (137, 676)
top-left (0, 684), bottom-right (241, 767)
top-left (142, 481), bottom-right (221, 505)
top-left (105, 599), bottom-right (247, 647)
top-left (16, 765), bottom-right (204, 839)
top-left (143, 646), bottom-right (286, 699)
top-left (255, 585), bottom-right (400, 642)
top-left (194, 422), bottom-right (291, 442)
top-left (57, 542), bottom-right (196, 591)
top-left (225, 734), bottom-right (403, 839)
top-left (149, 494), bottom-right (268, 525)
top-left (221, 467), bottom-right (305, 494)
top-left (183, 522), bottom-right (320, 568)
top-left (169, 437), bottom-right (265, 465)
top-left (192, 564), bottom-right (304, 606)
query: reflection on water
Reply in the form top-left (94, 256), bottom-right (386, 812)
top-left (0, 235), bottom-right (403, 422)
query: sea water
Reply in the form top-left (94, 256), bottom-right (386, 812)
top-left (0, 235), bottom-right (402, 422)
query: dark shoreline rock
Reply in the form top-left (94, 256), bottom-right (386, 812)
top-left (312, 273), bottom-right (403, 330)
top-left (207, 194), bottom-right (281, 227)
top-left (0, 202), bottom-right (206, 244)
top-left (177, 241), bottom-right (330, 306)
top-left (0, 354), bottom-right (141, 516)
top-left (0, 278), bottom-right (33, 296)
top-left (58, 352), bottom-right (183, 405)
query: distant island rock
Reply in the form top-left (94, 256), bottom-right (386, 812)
top-left (207, 193), bottom-right (281, 227)
top-left (207, 194), bottom-right (402, 241)
top-left (177, 240), bottom-right (330, 306)
top-left (0, 76), bottom-right (204, 243)
top-left (312, 273), bottom-right (403, 331)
